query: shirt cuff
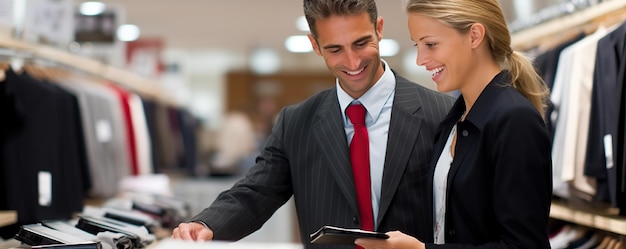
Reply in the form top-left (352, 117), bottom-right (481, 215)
top-left (192, 220), bottom-right (209, 229)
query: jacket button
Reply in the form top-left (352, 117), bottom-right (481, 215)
top-left (462, 130), bottom-right (469, 137)
top-left (449, 229), bottom-right (456, 236)
top-left (353, 216), bottom-right (359, 225)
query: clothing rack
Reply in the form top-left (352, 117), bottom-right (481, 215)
top-left (510, 0), bottom-right (626, 244)
top-left (0, 36), bottom-right (176, 106)
top-left (511, 0), bottom-right (626, 51)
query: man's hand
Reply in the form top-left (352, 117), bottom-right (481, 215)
top-left (171, 222), bottom-right (214, 242)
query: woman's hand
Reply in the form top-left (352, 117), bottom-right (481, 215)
top-left (355, 231), bottom-right (425, 249)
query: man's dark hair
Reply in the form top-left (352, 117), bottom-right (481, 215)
top-left (303, 0), bottom-right (378, 39)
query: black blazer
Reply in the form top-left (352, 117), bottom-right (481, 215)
top-left (191, 73), bottom-right (454, 248)
top-left (425, 71), bottom-right (552, 249)
top-left (585, 22), bottom-right (626, 207)
top-left (1, 69), bottom-right (87, 231)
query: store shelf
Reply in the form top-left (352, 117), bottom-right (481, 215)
top-left (511, 0), bottom-right (626, 50)
top-left (550, 201), bottom-right (626, 235)
top-left (0, 210), bottom-right (17, 227)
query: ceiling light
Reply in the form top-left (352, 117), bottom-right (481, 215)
top-left (79, 1), bottom-right (105, 16)
top-left (285, 35), bottom-right (312, 53)
top-left (117, 24), bottom-right (140, 42)
top-left (296, 16), bottom-right (309, 32)
top-left (379, 39), bottom-right (399, 57)
top-left (250, 48), bottom-right (281, 75)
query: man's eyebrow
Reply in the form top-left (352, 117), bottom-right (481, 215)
top-left (321, 35), bottom-right (373, 50)
top-left (322, 44), bottom-right (342, 50)
top-left (353, 35), bottom-right (373, 44)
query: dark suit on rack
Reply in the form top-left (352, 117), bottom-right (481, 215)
top-left (0, 69), bottom-right (88, 238)
top-left (191, 73), bottom-right (454, 248)
top-left (613, 22), bottom-right (626, 214)
top-left (585, 21), bottom-right (626, 208)
top-left (425, 71), bottom-right (552, 248)
top-left (619, 24), bottom-right (626, 216)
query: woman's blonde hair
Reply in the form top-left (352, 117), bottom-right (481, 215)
top-left (406, 0), bottom-right (549, 117)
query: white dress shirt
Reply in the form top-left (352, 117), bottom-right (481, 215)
top-left (337, 59), bottom-right (395, 229)
top-left (433, 124), bottom-right (456, 244)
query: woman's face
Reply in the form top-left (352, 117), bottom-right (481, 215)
top-left (407, 13), bottom-right (474, 93)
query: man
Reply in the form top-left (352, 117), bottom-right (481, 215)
top-left (172, 0), bottom-right (454, 248)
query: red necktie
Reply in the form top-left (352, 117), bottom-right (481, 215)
top-left (346, 103), bottom-right (374, 235)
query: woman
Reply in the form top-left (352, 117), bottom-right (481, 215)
top-left (356, 0), bottom-right (552, 248)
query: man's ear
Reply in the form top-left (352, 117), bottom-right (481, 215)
top-left (376, 16), bottom-right (384, 41)
top-left (308, 34), bottom-right (322, 56)
top-left (469, 23), bottom-right (486, 49)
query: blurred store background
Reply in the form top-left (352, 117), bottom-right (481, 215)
top-left (1, 0), bottom-right (587, 130)
top-left (1, 0), bottom-right (625, 246)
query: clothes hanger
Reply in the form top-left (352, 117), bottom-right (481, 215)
top-left (22, 59), bottom-right (71, 82)
top-left (597, 235), bottom-right (611, 249)
top-left (607, 237), bottom-right (617, 249)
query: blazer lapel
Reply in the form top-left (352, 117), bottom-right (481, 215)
top-left (377, 79), bottom-right (423, 226)
top-left (446, 129), bottom-right (473, 194)
top-left (446, 102), bottom-right (478, 192)
top-left (313, 90), bottom-right (359, 214)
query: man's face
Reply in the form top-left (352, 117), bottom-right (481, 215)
top-left (308, 12), bottom-right (384, 99)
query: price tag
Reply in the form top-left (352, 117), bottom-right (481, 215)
top-left (603, 134), bottom-right (614, 169)
top-left (38, 171), bottom-right (52, 206)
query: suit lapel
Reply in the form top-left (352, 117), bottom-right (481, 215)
top-left (446, 128), bottom-right (472, 195)
top-left (312, 90), bottom-right (359, 214)
top-left (377, 79), bottom-right (423, 226)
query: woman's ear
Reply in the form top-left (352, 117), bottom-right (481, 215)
top-left (469, 23), bottom-right (486, 49)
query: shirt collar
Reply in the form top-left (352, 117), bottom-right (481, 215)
top-left (337, 59), bottom-right (395, 123)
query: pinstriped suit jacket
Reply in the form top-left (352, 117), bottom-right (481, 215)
top-left (192, 74), bottom-right (455, 248)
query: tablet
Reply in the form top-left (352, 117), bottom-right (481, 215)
top-left (310, 225), bottom-right (389, 244)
